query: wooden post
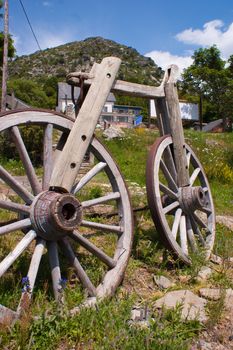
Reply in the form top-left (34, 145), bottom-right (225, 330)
top-left (1, 0), bottom-right (9, 111)
top-left (164, 66), bottom-right (190, 187)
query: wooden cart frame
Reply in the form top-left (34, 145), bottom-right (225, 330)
top-left (0, 57), bottom-right (215, 324)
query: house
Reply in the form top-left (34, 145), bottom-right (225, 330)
top-left (56, 82), bottom-right (143, 128)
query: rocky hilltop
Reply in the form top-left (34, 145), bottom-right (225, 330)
top-left (9, 37), bottom-right (162, 85)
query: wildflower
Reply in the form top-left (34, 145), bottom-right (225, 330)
top-left (59, 277), bottom-right (67, 289)
top-left (21, 276), bottom-right (31, 293)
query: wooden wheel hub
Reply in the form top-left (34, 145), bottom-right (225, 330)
top-left (179, 186), bottom-right (207, 213)
top-left (31, 191), bottom-right (82, 240)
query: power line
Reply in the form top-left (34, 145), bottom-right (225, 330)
top-left (18, 0), bottom-right (42, 51)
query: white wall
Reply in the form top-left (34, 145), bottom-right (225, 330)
top-left (150, 100), bottom-right (199, 121)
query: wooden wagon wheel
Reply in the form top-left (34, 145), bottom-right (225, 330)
top-left (0, 109), bottom-right (133, 324)
top-left (146, 135), bottom-right (215, 264)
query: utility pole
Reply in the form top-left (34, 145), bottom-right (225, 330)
top-left (1, 0), bottom-right (9, 111)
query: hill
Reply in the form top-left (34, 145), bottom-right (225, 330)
top-left (9, 36), bottom-right (162, 85)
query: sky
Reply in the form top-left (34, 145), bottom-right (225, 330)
top-left (8, 0), bottom-right (233, 72)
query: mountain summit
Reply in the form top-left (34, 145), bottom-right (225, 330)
top-left (10, 37), bottom-right (162, 85)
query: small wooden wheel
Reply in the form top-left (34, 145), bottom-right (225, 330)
top-left (146, 135), bottom-right (215, 264)
top-left (0, 109), bottom-right (133, 324)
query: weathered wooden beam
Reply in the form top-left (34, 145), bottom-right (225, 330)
top-left (49, 57), bottom-right (121, 191)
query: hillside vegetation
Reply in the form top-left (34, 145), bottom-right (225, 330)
top-left (8, 37), bottom-right (163, 112)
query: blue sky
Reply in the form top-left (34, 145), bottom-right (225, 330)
top-left (8, 0), bottom-right (233, 71)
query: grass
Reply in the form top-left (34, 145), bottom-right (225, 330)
top-left (1, 127), bottom-right (233, 348)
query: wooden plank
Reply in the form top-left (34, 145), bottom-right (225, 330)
top-left (49, 57), bottom-right (121, 191)
top-left (164, 66), bottom-right (190, 187)
top-left (82, 77), bottom-right (165, 99)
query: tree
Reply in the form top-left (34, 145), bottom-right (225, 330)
top-left (181, 46), bottom-right (233, 128)
top-left (0, 32), bottom-right (15, 64)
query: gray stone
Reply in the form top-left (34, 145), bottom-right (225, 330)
top-left (199, 288), bottom-right (233, 311)
top-left (154, 290), bottom-right (207, 322)
top-left (210, 254), bottom-right (223, 265)
top-left (153, 275), bottom-right (175, 289)
top-left (197, 266), bottom-right (212, 281)
top-left (102, 125), bottom-right (125, 140)
top-left (130, 306), bottom-right (149, 322)
top-left (216, 215), bottom-right (233, 231)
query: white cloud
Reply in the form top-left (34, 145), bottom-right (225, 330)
top-left (176, 20), bottom-right (233, 58)
top-left (42, 1), bottom-right (52, 7)
top-left (145, 50), bottom-right (193, 73)
top-left (13, 28), bottom-right (74, 56)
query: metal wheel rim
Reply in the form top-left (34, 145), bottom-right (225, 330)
top-left (0, 109), bottom-right (133, 323)
top-left (146, 135), bottom-right (215, 264)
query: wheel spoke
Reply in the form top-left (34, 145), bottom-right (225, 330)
top-left (199, 206), bottom-right (212, 215)
top-left (71, 230), bottom-right (116, 269)
top-left (190, 216), bottom-right (206, 246)
top-left (48, 241), bottom-right (63, 302)
top-left (163, 201), bottom-right (179, 214)
top-left (159, 183), bottom-right (178, 200)
top-left (163, 146), bottom-right (177, 181)
top-left (186, 152), bottom-right (191, 168)
top-left (0, 165), bottom-right (34, 204)
top-left (0, 218), bottom-right (31, 236)
top-left (0, 200), bottom-right (30, 214)
top-left (43, 123), bottom-right (53, 190)
top-left (160, 159), bottom-right (178, 192)
top-left (0, 230), bottom-right (36, 277)
top-left (72, 162), bottom-right (107, 194)
top-left (82, 192), bottom-right (120, 208)
top-left (81, 220), bottom-right (123, 233)
top-left (190, 167), bottom-right (201, 186)
top-left (10, 126), bottom-right (41, 195)
top-left (171, 208), bottom-right (182, 239)
top-left (186, 217), bottom-right (197, 252)
top-left (192, 212), bottom-right (210, 232)
top-left (17, 239), bottom-right (46, 313)
top-left (179, 215), bottom-right (188, 255)
top-left (59, 238), bottom-right (96, 296)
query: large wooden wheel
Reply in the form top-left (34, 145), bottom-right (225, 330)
top-left (0, 109), bottom-right (133, 324)
top-left (146, 135), bottom-right (215, 264)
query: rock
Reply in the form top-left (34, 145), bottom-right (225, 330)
top-left (199, 288), bottom-right (233, 311)
top-left (178, 275), bottom-right (190, 283)
top-left (102, 125), bottom-right (125, 140)
top-left (197, 266), bottom-right (212, 281)
top-left (210, 254), bottom-right (223, 265)
top-left (153, 275), bottom-right (175, 289)
top-left (129, 306), bottom-right (150, 328)
top-left (154, 290), bottom-right (207, 322)
top-left (216, 215), bottom-right (233, 231)
top-left (195, 340), bottom-right (227, 350)
top-left (199, 288), bottom-right (223, 301)
top-left (130, 306), bottom-right (149, 322)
